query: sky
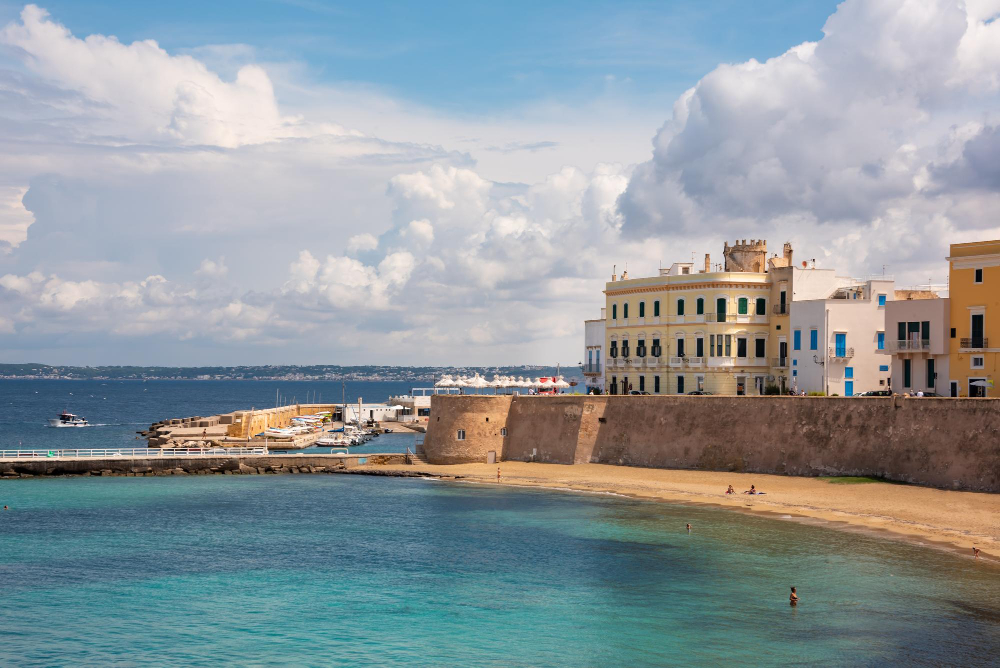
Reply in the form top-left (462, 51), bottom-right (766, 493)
top-left (0, 0), bottom-right (998, 366)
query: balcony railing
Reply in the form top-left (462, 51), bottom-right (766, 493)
top-left (830, 346), bottom-right (855, 359)
top-left (772, 304), bottom-right (789, 315)
top-left (771, 357), bottom-right (788, 368)
top-left (703, 313), bottom-right (737, 323)
top-left (961, 338), bottom-right (988, 350)
top-left (886, 339), bottom-right (930, 352)
top-left (686, 357), bottom-right (704, 366)
top-left (582, 363), bottom-right (602, 374)
top-left (669, 357), bottom-right (684, 367)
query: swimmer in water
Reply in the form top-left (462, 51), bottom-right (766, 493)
top-left (790, 587), bottom-right (798, 606)
top-left (686, 523), bottom-right (692, 532)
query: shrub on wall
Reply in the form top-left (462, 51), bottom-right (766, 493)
top-left (807, 391), bottom-right (827, 396)
top-left (763, 383), bottom-right (781, 395)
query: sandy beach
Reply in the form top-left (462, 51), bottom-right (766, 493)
top-left (379, 461), bottom-right (1000, 561)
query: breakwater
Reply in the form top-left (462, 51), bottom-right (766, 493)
top-left (0, 453), bottom-right (409, 478)
top-left (421, 395), bottom-right (1000, 492)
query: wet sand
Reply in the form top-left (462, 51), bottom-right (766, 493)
top-left (377, 461), bottom-right (1000, 561)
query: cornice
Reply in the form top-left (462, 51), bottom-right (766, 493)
top-left (604, 281), bottom-right (772, 297)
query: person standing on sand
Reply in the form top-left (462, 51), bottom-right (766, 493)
top-left (497, 468), bottom-right (501, 483)
top-left (790, 587), bottom-right (799, 606)
top-left (974, 547), bottom-right (981, 559)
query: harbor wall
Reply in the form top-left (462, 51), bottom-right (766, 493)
top-left (0, 453), bottom-right (409, 478)
top-left (421, 395), bottom-right (1000, 492)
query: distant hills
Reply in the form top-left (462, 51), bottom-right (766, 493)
top-left (0, 363), bottom-right (582, 381)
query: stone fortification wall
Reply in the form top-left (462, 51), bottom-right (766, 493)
top-left (420, 395), bottom-right (512, 463)
top-left (423, 395), bottom-right (1000, 492)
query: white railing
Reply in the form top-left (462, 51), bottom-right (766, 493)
top-left (0, 447), bottom-right (268, 460)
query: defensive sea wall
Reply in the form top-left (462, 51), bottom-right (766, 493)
top-left (421, 395), bottom-right (1000, 492)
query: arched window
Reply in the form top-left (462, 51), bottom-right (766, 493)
top-left (677, 298), bottom-right (685, 316)
top-left (624, 302), bottom-right (629, 319)
top-left (654, 300), bottom-right (660, 317)
top-left (716, 297), bottom-right (727, 319)
top-left (612, 303), bottom-right (617, 320)
top-left (639, 301), bottom-right (645, 318)
top-left (696, 297), bottom-right (704, 315)
top-left (676, 334), bottom-right (686, 357)
top-left (738, 297), bottom-right (749, 315)
top-left (755, 297), bottom-right (766, 316)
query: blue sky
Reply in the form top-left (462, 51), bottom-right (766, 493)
top-left (1, 0), bottom-right (998, 366)
top-left (0, 0), bottom-right (839, 113)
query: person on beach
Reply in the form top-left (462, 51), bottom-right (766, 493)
top-left (974, 546), bottom-right (981, 559)
top-left (745, 485), bottom-right (757, 495)
top-left (686, 523), bottom-right (692, 532)
top-left (726, 485), bottom-right (735, 494)
top-left (497, 468), bottom-right (501, 483)
top-left (790, 587), bottom-right (798, 606)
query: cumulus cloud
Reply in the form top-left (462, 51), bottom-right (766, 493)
top-left (195, 257), bottom-right (228, 277)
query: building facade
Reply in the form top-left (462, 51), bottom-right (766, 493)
top-left (583, 310), bottom-right (606, 394)
top-left (604, 241), bottom-right (773, 395)
top-left (789, 279), bottom-right (894, 395)
top-left (948, 240), bottom-right (1000, 397)
top-left (879, 294), bottom-right (950, 395)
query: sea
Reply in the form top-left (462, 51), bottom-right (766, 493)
top-left (2, 380), bottom-right (1000, 666)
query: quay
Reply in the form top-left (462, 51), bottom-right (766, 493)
top-left (0, 448), bottom-right (417, 478)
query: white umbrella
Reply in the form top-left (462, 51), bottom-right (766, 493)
top-left (536, 377), bottom-right (553, 389)
top-left (467, 374), bottom-right (490, 392)
top-left (435, 375), bottom-right (454, 387)
top-left (554, 376), bottom-right (571, 389)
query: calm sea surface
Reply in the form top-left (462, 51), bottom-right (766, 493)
top-left (2, 380), bottom-right (1000, 666)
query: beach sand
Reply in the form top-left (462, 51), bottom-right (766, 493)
top-left (376, 461), bottom-right (1000, 561)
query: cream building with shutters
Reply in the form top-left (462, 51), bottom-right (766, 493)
top-left (604, 241), bottom-right (773, 395)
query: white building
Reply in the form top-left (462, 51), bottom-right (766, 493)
top-left (583, 309), bottom-right (606, 393)
top-left (879, 294), bottom-right (951, 395)
top-left (790, 279), bottom-right (894, 395)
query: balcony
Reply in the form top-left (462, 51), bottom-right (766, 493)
top-left (771, 357), bottom-right (788, 368)
top-left (961, 338), bottom-right (988, 350)
top-left (886, 339), bottom-right (930, 353)
top-left (582, 363), bottom-right (602, 375)
top-left (703, 313), bottom-right (736, 323)
top-left (772, 304), bottom-right (789, 315)
top-left (686, 357), bottom-right (704, 366)
top-left (829, 346), bottom-right (855, 360)
top-left (669, 357), bottom-right (684, 367)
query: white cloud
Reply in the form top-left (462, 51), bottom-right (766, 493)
top-left (195, 257), bottom-right (228, 277)
top-left (346, 233), bottom-right (378, 253)
top-left (0, 186), bottom-right (34, 252)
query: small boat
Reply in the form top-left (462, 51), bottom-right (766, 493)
top-left (48, 411), bottom-right (90, 428)
top-left (383, 428), bottom-right (393, 434)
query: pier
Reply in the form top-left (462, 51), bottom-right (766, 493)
top-left (0, 448), bottom-right (415, 478)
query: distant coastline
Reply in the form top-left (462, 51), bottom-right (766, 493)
top-left (0, 364), bottom-right (579, 382)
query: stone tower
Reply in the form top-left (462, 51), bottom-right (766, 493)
top-left (723, 239), bottom-right (768, 273)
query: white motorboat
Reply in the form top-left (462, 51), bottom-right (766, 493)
top-left (48, 411), bottom-right (90, 428)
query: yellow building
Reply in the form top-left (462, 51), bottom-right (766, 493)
top-left (947, 240), bottom-right (1000, 397)
top-left (604, 241), bottom-right (773, 395)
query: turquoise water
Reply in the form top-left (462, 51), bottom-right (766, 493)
top-left (2, 476), bottom-right (999, 666)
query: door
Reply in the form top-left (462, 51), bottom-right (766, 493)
top-left (845, 381), bottom-right (854, 397)
top-left (972, 313), bottom-right (985, 347)
top-left (970, 379), bottom-right (987, 398)
top-left (779, 340), bottom-right (787, 366)
top-left (716, 297), bottom-right (727, 322)
top-left (754, 376), bottom-right (765, 394)
top-left (950, 381), bottom-right (958, 398)
top-left (736, 376), bottom-right (746, 396)
top-left (835, 333), bottom-right (846, 357)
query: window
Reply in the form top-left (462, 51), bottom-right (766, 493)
top-left (612, 304), bottom-right (617, 320)
top-left (903, 359), bottom-right (911, 387)
top-left (501, 428), bottom-right (507, 436)
top-left (755, 338), bottom-right (766, 358)
top-left (951, 327), bottom-right (956, 339)
top-left (724, 334), bottom-right (732, 357)
top-left (696, 298), bottom-right (704, 315)
top-left (696, 337), bottom-right (705, 357)
top-left (677, 299), bottom-right (685, 316)
top-left (677, 375), bottom-right (685, 394)
top-left (810, 329), bottom-right (818, 350)
top-left (878, 294), bottom-right (886, 307)
top-left (793, 359), bottom-right (797, 366)
top-left (793, 330), bottom-right (801, 351)
top-left (654, 375), bottom-right (660, 394)
top-left (610, 341), bottom-right (618, 358)
top-left (756, 298), bottom-right (766, 316)
top-left (792, 370), bottom-right (797, 377)
top-left (879, 365), bottom-right (889, 372)
top-left (677, 338), bottom-right (686, 357)
top-left (636, 339), bottom-right (646, 357)
top-left (921, 321), bottom-right (930, 342)
top-left (972, 356), bottom-right (985, 369)
top-left (621, 340), bottom-right (630, 358)
top-left (975, 268), bottom-right (983, 283)
top-left (651, 338), bottom-right (661, 357)
top-left (654, 300), bottom-right (660, 317)
top-left (716, 297), bottom-right (727, 318)
top-left (737, 338), bottom-right (748, 358)
top-left (457, 430), bottom-right (466, 441)
top-left (639, 376), bottom-right (645, 392)
top-left (738, 298), bottom-right (748, 315)
top-left (623, 303), bottom-right (629, 319)
top-left (845, 366), bottom-right (854, 379)
top-left (835, 333), bottom-right (847, 357)
top-left (717, 335), bottom-right (724, 357)
top-left (611, 376), bottom-right (617, 395)
top-left (877, 332), bottom-right (885, 350)
top-left (639, 301), bottom-right (645, 318)
top-left (709, 334), bottom-right (715, 357)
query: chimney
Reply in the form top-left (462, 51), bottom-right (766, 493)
top-left (704, 254), bottom-right (711, 273)
top-left (783, 242), bottom-right (793, 265)
top-left (611, 264), bottom-right (617, 282)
